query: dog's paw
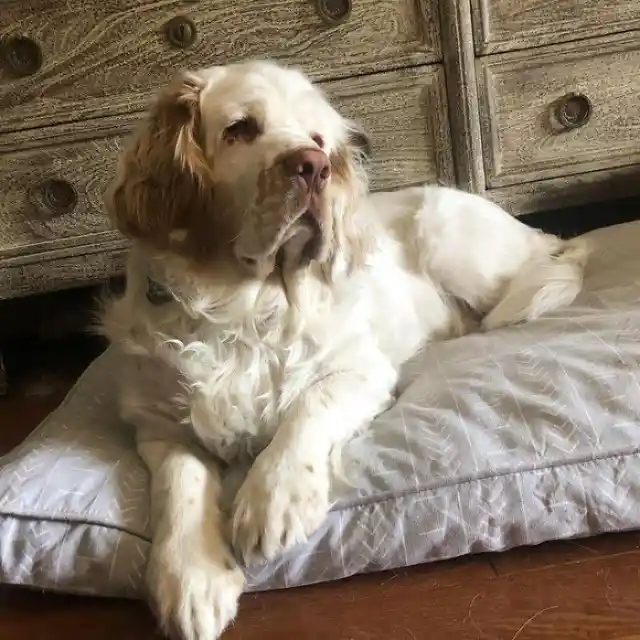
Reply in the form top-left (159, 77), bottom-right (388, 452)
top-left (231, 452), bottom-right (330, 565)
top-left (146, 536), bottom-right (244, 640)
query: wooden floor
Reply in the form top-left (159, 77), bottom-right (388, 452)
top-left (1, 337), bottom-right (640, 640)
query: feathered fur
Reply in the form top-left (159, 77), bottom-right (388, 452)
top-left (100, 60), bottom-right (589, 640)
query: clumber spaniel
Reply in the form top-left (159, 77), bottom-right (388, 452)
top-left (101, 61), bottom-right (589, 639)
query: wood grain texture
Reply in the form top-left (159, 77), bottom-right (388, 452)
top-left (0, 65), bottom-right (453, 298)
top-left (487, 164), bottom-right (640, 216)
top-left (0, 134), bottom-right (125, 259)
top-left (325, 65), bottom-right (455, 189)
top-left (471, 0), bottom-right (640, 55)
top-left (477, 33), bottom-right (640, 189)
top-left (0, 0), bottom-right (440, 134)
top-left (0, 241), bottom-right (128, 300)
top-left (0, 111), bottom-right (147, 154)
top-left (490, 532), bottom-right (640, 575)
top-left (229, 550), bottom-right (640, 639)
top-left (438, 0), bottom-right (485, 193)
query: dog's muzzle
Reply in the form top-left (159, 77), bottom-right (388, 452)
top-left (234, 147), bottom-right (331, 274)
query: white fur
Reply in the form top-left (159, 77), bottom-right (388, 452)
top-left (102, 62), bottom-right (589, 640)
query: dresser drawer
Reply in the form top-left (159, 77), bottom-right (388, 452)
top-left (477, 36), bottom-right (640, 189)
top-left (0, 0), bottom-right (440, 134)
top-left (471, 0), bottom-right (640, 54)
top-left (0, 65), bottom-right (452, 262)
top-left (0, 136), bottom-right (122, 259)
top-left (324, 66), bottom-right (454, 190)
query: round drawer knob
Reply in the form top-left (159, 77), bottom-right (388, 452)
top-left (30, 179), bottom-right (78, 219)
top-left (315, 0), bottom-right (352, 25)
top-left (555, 93), bottom-right (592, 131)
top-left (1, 35), bottom-right (43, 77)
top-left (164, 16), bottom-right (198, 49)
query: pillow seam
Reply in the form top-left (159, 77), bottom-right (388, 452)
top-left (1, 447), bottom-right (638, 541)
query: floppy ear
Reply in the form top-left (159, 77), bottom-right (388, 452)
top-left (106, 71), bottom-right (211, 247)
top-left (346, 120), bottom-right (372, 162)
top-left (330, 120), bottom-right (371, 201)
top-left (326, 120), bottom-right (373, 275)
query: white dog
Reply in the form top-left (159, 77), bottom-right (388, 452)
top-left (101, 60), bottom-right (588, 639)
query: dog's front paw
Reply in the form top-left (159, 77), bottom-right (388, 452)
top-left (231, 452), bottom-right (330, 565)
top-left (147, 536), bottom-right (244, 640)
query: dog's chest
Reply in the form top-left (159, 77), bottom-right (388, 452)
top-left (183, 334), bottom-right (312, 463)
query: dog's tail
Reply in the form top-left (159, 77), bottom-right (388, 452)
top-left (482, 235), bottom-right (591, 331)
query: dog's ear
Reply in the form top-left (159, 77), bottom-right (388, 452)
top-left (329, 120), bottom-right (372, 195)
top-left (330, 120), bottom-right (371, 198)
top-left (326, 120), bottom-right (373, 275)
top-left (346, 121), bottom-right (372, 162)
top-left (106, 71), bottom-right (211, 247)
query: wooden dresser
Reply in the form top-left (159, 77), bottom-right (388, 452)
top-left (1, 0), bottom-right (640, 302)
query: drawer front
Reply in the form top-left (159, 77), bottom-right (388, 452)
top-left (0, 66), bottom-right (453, 260)
top-left (0, 137), bottom-right (122, 259)
top-left (471, 0), bottom-right (640, 54)
top-left (0, 244), bottom-right (128, 300)
top-left (0, 0), bottom-right (440, 134)
top-left (324, 66), bottom-right (454, 191)
top-left (477, 36), bottom-right (640, 188)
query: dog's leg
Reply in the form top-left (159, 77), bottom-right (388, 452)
top-left (481, 237), bottom-right (591, 330)
top-left (231, 351), bottom-right (397, 565)
top-left (139, 440), bottom-right (244, 640)
top-left (412, 187), bottom-right (590, 330)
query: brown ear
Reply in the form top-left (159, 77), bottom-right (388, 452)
top-left (106, 71), bottom-right (211, 247)
top-left (329, 120), bottom-right (372, 202)
top-left (346, 121), bottom-right (372, 162)
top-left (330, 121), bottom-right (370, 200)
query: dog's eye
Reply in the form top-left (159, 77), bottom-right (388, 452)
top-left (223, 117), bottom-right (260, 144)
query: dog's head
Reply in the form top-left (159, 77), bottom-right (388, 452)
top-left (108, 61), bottom-right (370, 278)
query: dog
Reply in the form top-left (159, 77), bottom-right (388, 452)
top-left (101, 60), bottom-right (589, 639)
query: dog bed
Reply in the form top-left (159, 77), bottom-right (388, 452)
top-left (1, 220), bottom-right (640, 598)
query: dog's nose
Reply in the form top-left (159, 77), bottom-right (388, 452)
top-left (284, 148), bottom-right (331, 192)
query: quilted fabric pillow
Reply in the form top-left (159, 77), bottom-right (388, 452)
top-left (1, 221), bottom-right (640, 597)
